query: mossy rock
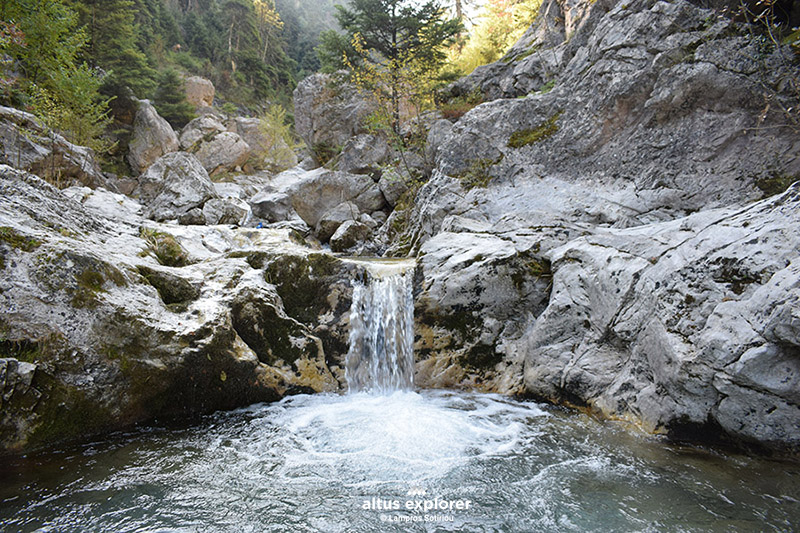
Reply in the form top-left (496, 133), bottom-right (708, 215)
top-left (137, 265), bottom-right (200, 306)
top-left (453, 156), bottom-right (504, 190)
top-left (264, 253), bottom-right (344, 325)
top-left (231, 296), bottom-right (314, 366)
top-left (507, 111), bottom-right (562, 148)
top-left (458, 343), bottom-right (503, 370)
top-left (755, 174), bottom-right (798, 198)
top-left (140, 228), bottom-right (190, 267)
top-left (0, 226), bottom-right (43, 270)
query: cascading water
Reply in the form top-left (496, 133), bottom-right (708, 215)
top-left (344, 259), bottom-right (415, 394)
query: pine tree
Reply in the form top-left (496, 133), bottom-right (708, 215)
top-left (68, 0), bottom-right (156, 96)
top-left (322, 0), bottom-right (461, 130)
top-left (153, 68), bottom-right (195, 128)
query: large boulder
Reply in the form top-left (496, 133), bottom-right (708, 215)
top-left (316, 201), bottom-right (360, 242)
top-left (127, 99), bottom-right (179, 174)
top-left (413, 230), bottom-right (553, 393)
top-left (337, 133), bottom-right (392, 174)
top-left (136, 152), bottom-right (217, 221)
top-left (193, 131), bottom-right (251, 177)
top-left (330, 220), bottom-right (372, 253)
top-left (249, 187), bottom-right (294, 223)
top-left (0, 106), bottom-right (111, 190)
top-left (202, 197), bottom-right (250, 225)
top-left (184, 76), bottom-right (215, 108)
top-left (179, 114), bottom-right (227, 150)
top-left (286, 169), bottom-right (386, 229)
top-left (293, 72), bottom-right (376, 163)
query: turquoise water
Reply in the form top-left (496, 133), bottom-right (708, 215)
top-left (1, 390), bottom-right (798, 532)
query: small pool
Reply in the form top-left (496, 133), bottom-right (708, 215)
top-left (1, 390), bottom-right (798, 532)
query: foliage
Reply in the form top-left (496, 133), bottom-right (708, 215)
top-left (316, 29), bottom-right (354, 73)
top-left (445, 0), bottom-right (542, 77)
top-left (153, 68), bottom-right (196, 128)
top-left (0, 0), bottom-right (114, 154)
top-left (321, 0), bottom-right (461, 132)
top-left (276, 0), bottom-right (338, 77)
top-left (67, 0), bottom-right (157, 96)
top-left (439, 86), bottom-right (483, 120)
top-left (256, 103), bottom-right (301, 172)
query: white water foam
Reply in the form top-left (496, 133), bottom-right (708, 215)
top-left (344, 259), bottom-right (416, 394)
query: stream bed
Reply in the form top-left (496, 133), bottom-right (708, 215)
top-left (1, 389), bottom-right (798, 532)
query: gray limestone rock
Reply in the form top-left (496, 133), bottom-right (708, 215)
top-left (127, 99), bottom-right (179, 174)
top-left (136, 152), bottom-right (217, 222)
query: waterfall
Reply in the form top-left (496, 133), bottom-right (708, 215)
top-left (345, 259), bottom-right (415, 394)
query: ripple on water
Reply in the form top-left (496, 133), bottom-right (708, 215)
top-left (1, 390), bottom-right (799, 533)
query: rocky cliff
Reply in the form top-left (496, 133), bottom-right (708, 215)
top-left (391, 0), bottom-right (800, 452)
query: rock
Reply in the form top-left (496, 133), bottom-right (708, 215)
top-left (127, 99), bottom-right (179, 174)
top-left (0, 166), bottom-right (353, 454)
top-left (202, 197), bottom-right (250, 225)
top-left (414, 231), bottom-right (552, 393)
top-left (184, 75), bottom-right (215, 108)
top-left (0, 359), bottom-right (40, 451)
top-left (213, 181), bottom-right (246, 199)
top-left (370, 211), bottom-right (388, 226)
top-left (193, 131), bottom-right (251, 177)
top-left (293, 72), bottom-right (376, 162)
top-left (136, 152), bottom-right (217, 221)
top-left (249, 188), bottom-right (294, 223)
top-left (315, 201), bottom-right (360, 242)
top-left (226, 116), bottom-right (298, 171)
top-left (62, 186), bottom-right (143, 226)
top-left (0, 106), bottom-right (111, 190)
top-left (378, 167), bottom-right (411, 207)
top-left (179, 115), bottom-right (227, 150)
top-left (337, 133), bottom-right (391, 174)
top-left (359, 213), bottom-right (379, 229)
top-left (286, 169), bottom-right (386, 229)
top-left (425, 119), bottom-right (453, 162)
top-left (521, 182), bottom-right (800, 452)
top-left (330, 220), bottom-right (372, 252)
top-left (178, 207), bottom-right (206, 225)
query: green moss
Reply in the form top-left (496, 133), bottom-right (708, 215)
top-left (26, 374), bottom-right (115, 449)
top-left (264, 255), bottom-right (335, 324)
top-left (0, 226), bottom-right (42, 252)
top-left (755, 174), bottom-right (798, 198)
top-left (140, 228), bottom-right (190, 267)
top-left (453, 156), bottom-right (504, 190)
top-left (507, 111), bottom-right (563, 148)
top-left (0, 339), bottom-right (43, 363)
top-left (537, 80), bottom-right (556, 94)
top-left (231, 300), bottom-right (312, 365)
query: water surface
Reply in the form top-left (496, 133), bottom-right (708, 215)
top-left (1, 390), bottom-right (798, 532)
